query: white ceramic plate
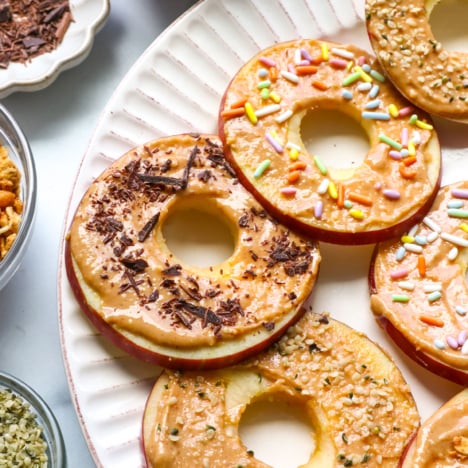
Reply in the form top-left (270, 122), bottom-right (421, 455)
top-left (58, 0), bottom-right (467, 466)
top-left (0, 0), bottom-right (110, 98)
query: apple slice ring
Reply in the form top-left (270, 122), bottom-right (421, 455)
top-left (65, 134), bottom-right (321, 370)
top-left (400, 388), bottom-right (468, 467)
top-left (366, 0), bottom-right (468, 122)
top-left (219, 39), bottom-right (441, 245)
top-left (369, 181), bottom-right (468, 385)
top-left (142, 312), bottom-right (420, 467)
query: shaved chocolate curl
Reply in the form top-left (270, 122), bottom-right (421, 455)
top-left (138, 212), bottom-right (160, 242)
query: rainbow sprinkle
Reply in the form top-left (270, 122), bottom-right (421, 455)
top-left (254, 159), bottom-right (271, 178)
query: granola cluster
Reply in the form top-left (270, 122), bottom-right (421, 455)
top-left (0, 145), bottom-right (22, 260)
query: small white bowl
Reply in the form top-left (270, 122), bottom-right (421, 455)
top-left (0, 0), bottom-right (110, 98)
top-left (0, 103), bottom-right (37, 290)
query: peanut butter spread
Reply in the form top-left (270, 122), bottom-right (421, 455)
top-left (220, 39), bottom-right (440, 244)
top-left (68, 135), bottom-right (320, 351)
top-left (370, 182), bottom-right (468, 382)
top-left (402, 388), bottom-right (468, 468)
top-left (366, 0), bottom-right (468, 121)
top-left (143, 312), bottom-right (419, 467)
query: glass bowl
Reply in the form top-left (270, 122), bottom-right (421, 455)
top-left (0, 371), bottom-right (66, 467)
top-left (0, 103), bottom-right (37, 290)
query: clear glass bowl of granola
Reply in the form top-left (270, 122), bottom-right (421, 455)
top-left (0, 103), bottom-right (37, 290)
top-left (0, 371), bottom-right (66, 467)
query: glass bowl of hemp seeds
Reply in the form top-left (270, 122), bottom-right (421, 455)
top-left (0, 371), bottom-right (66, 467)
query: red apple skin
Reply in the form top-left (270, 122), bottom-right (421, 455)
top-left (64, 239), bottom-right (313, 371)
top-left (368, 247), bottom-right (468, 386)
top-left (397, 431), bottom-right (417, 468)
top-left (218, 94), bottom-right (442, 246)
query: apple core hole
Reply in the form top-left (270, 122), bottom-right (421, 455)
top-left (429, 0), bottom-right (468, 53)
top-left (239, 398), bottom-right (315, 467)
top-left (300, 109), bottom-right (369, 175)
top-left (162, 204), bottom-right (235, 268)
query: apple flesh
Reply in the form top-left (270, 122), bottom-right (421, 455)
top-left (399, 388), bottom-right (468, 467)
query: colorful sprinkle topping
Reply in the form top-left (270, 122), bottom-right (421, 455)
top-left (222, 41), bottom-right (436, 225)
top-left (387, 185), bottom-right (468, 357)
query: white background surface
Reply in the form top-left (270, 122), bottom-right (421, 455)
top-left (0, 1), bottom-right (197, 466)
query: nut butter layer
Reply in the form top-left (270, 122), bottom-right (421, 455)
top-left (400, 388), bottom-right (468, 467)
top-left (366, 0), bottom-right (468, 122)
top-left (369, 182), bottom-right (468, 385)
top-left (65, 134), bottom-right (321, 369)
top-left (143, 312), bottom-right (420, 467)
top-left (219, 39), bottom-right (441, 245)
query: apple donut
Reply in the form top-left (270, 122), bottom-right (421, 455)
top-left (366, 0), bottom-right (468, 122)
top-left (369, 181), bottom-right (468, 385)
top-left (143, 312), bottom-right (420, 467)
top-left (219, 39), bottom-right (441, 245)
top-left (65, 134), bottom-right (321, 370)
top-left (400, 388), bottom-right (468, 467)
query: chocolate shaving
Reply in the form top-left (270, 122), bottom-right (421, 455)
top-left (249, 250), bottom-right (258, 261)
top-left (161, 278), bottom-right (176, 289)
top-left (43, 4), bottom-right (66, 23)
top-left (284, 260), bottom-right (309, 277)
top-left (174, 310), bottom-right (194, 329)
top-left (162, 264), bottom-right (182, 276)
top-left (0, 1), bottom-right (11, 23)
top-left (198, 169), bottom-right (212, 183)
top-left (263, 322), bottom-right (275, 331)
top-left (147, 289), bottom-right (159, 303)
top-left (206, 145), bottom-right (237, 178)
top-left (120, 234), bottom-right (133, 246)
top-left (137, 174), bottom-right (185, 189)
top-left (181, 145), bottom-right (198, 189)
top-left (137, 212), bottom-right (160, 242)
top-left (238, 213), bottom-right (250, 228)
top-left (180, 285), bottom-right (202, 302)
top-left (120, 257), bottom-right (148, 272)
top-left (178, 299), bottom-right (221, 326)
top-left (86, 215), bottom-right (123, 244)
top-left (120, 270), bottom-right (144, 295)
top-left (217, 298), bottom-right (244, 317)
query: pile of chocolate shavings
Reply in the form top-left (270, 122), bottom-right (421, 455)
top-left (205, 140), bottom-right (237, 178)
top-left (0, 0), bottom-right (73, 68)
top-left (157, 268), bottom-right (245, 334)
top-left (268, 233), bottom-right (315, 277)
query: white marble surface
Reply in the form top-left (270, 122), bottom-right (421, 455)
top-left (0, 1), bottom-right (197, 466)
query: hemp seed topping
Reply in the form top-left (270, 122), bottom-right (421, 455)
top-left (0, 386), bottom-right (48, 467)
